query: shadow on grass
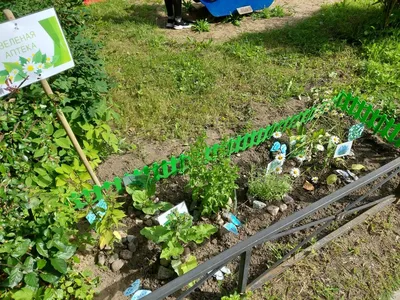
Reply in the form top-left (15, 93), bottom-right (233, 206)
top-left (224, 1), bottom-right (399, 55)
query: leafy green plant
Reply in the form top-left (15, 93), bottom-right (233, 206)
top-left (186, 135), bottom-right (239, 216)
top-left (140, 211), bottom-right (217, 261)
top-left (221, 292), bottom-right (241, 300)
top-left (126, 185), bottom-right (173, 215)
top-left (225, 13), bottom-right (243, 26)
top-left (248, 172), bottom-right (292, 202)
top-left (270, 5), bottom-right (286, 17)
top-left (182, 0), bottom-right (194, 12)
top-left (252, 8), bottom-right (272, 19)
top-left (192, 19), bottom-right (211, 32)
top-left (90, 191), bottom-right (126, 250)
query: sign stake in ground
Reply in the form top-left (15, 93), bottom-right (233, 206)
top-left (2, 8), bottom-right (101, 187)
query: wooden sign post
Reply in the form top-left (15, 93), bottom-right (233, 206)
top-left (3, 9), bottom-right (101, 187)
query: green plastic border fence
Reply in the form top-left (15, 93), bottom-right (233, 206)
top-left (68, 91), bottom-right (400, 208)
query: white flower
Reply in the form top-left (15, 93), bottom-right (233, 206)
top-left (23, 62), bottom-right (37, 75)
top-left (311, 176), bottom-right (319, 183)
top-left (325, 132), bottom-right (331, 137)
top-left (316, 144), bottom-right (325, 151)
top-left (296, 154), bottom-right (306, 162)
top-left (46, 56), bottom-right (52, 63)
top-left (290, 140), bottom-right (296, 146)
top-left (37, 63), bottom-right (45, 70)
top-left (339, 113), bottom-right (345, 118)
top-left (324, 106), bottom-right (330, 112)
top-left (274, 166), bottom-right (283, 174)
top-left (290, 168), bottom-right (300, 178)
top-left (273, 132), bottom-right (282, 139)
top-left (275, 153), bottom-right (285, 163)
top-left (331, 136), bottom-right (340, 144)
top-left (331, 110), bottom-right (338, 116)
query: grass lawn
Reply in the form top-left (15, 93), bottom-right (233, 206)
top-left (87, 0), bottom-right (399, 142)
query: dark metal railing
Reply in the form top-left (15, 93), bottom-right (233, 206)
top-left (142, 157), bottom-right (400, 300)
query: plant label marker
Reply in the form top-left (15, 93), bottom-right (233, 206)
top-left (157, 202), bottom-right (189, 226)
top-left (333, 141), bottom-right (353, 158)
top-left (348, 123), bottom-right (364, 141)
top-left (237, 6), bottom-right (253, 15)
top-left (86, 198), bottom-right (107, 224)
top-left (2, 8), bottom-right (101, 187)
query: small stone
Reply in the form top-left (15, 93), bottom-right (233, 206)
top-left (126, 235), bottom-right (136, 244)
top-left (236, 153), bottom-right (241, 157)
top-left (111, 259), bottom-right (124, 272)
top-left (154, 197), bottom-right (160, 203)
top-left (188, 241), bottom-right (197, 251)
top-left (157, 266), bottom-right (175, 280)
top-left (183, 247), bottom-right (190, 257)
top-left (144, 219), bottom-right (153, 226)
top-left (279, 204), bottom-right (288, 212)
top-left (217, 219), bottom-right (225, 226)
top-left (119, 249), bottom-right (133, 260)
top-left (160, 258), bottom-right (170, 267)
top-left (104, 245), bottom-right (112, 251)
top-left (108, 253), bottom-right (119, 265)
top-left (135, 219), bottom-right (144, 226)
top-left (97, 252), bottom-right (106, 266)
top-left (211, 239), bottom-right (217, 245)
top-left (128, 241), bottom-right (137, 252)
top-left (144, 215), bottom-right (151, 220)
top-left (253, 200), bottom-right (267, 210)
top-left (283, 195), bottom-right (295, 204)
top-left (267, 205), bottom-right (280, 216)
top-left (127, 206), bottom-right (135, 217)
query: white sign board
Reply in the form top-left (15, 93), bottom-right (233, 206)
top-left (157, 202), bottom-right (189, 226)
top-left (0, 8), bottom-right (74, 97)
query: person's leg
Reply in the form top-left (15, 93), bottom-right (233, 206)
top-left (164, 0), bottom-right (175, 28)
top-left (173, 0), bottom-right (192, 29)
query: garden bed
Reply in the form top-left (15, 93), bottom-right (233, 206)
top-left (76, 108), bottom-right (399, 300)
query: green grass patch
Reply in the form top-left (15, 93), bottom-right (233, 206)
top-left (87, 0), bottom-right (399, 141)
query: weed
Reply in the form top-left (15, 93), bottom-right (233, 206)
top-left (224, 13), bottom-right (243, 26)
top-left (248, 171), bottom-right (292, 202)
top-left (182, 0), bottom-right (194, 12)
top-left (192, 19), bottom-right (211, 32)
top-left (252, 8), bottom-right (272, 19)
top-left (270, 5), bottom-right (286, 17)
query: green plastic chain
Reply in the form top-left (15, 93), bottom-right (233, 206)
top-left (68, 91), bottom-right (399, 208)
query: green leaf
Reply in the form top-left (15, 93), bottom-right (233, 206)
top-left (24, 272), bottom-right (39, 288)
top-left (351, 164), bottom-right (365, 171)
top-left (8, 267), bottom-right (23, 288)
top-left (35, 240), bottom-right (49, 258)
top-left (140, 226), bottom-right (173, 243)
top-left (12, 239), bottom-right (31, 258)
top-left (43, 288), bottom-right (57, 300)
top-left (54, 137), bottom-right (71, 149)
top-left (11, 287), bottom-right (34, 300)
top-left (37, 259), bottom-right (47, 269)
top-left (186, 224), bottom-right (217, 243)
top-left (55, 245), bottom-right (77, 260)
top-left (180, 255), bottom-right (198, 274)
top-left (53, 129), bottom-right (66, 138)
top-left (160, 239), bottom-right (184, 260)
top-left (326, 174), bottom-right (338, 185)
top-left (32, 50), bottom-right (43, 64)
top-left (23, 257), bottom-right (35, 272)
top-left (34, 147), bottom-right (46, 158)
top-left (46, 123), bottom-right (54, 135)
top-left (40, 272), bottom-right (59, 283)
top-left (50, 258), bottom-right (68, 274)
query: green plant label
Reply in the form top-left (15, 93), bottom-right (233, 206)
top-left (0, 8), bottom-right (74, 97)
top-left (157, 202), bottom-right (188, 226)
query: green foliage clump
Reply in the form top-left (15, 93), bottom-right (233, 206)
top-left (140, 211), bottom-right (217, 261)
top-left (192, 19), bottom-right (211, 32)
top-left (248, 172), bottom-right (292, 202)
top-left (186, 135), bottom-right (239, 216)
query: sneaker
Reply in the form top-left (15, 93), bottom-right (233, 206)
top-left (174, 20), bottom-right (192, 30)
top-left (166, 19), bottom-right (175, 29)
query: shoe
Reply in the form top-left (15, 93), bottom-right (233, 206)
top-left (166, 19), bottom-right (175, 29)
top-left (174, 20), bottom-right (192, 30)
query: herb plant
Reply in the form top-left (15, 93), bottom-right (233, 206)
top-left (127, 187), bottom-right (173, 215)
top-left (186, 135), bottom-right (239, 216)
top-left (192, 19), bottom-right (211, 32)
top-left (140, 211), bottom-right (217, 261)
top-left (248, 172), bottom-right (292, 202)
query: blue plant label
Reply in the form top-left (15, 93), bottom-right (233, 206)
top-left (223, 223), bottom-right (239, 235)
top-left (85, 198), bottom-right (107, 224)
top-left (266, 159), bottom-right (282, 174)
top-left (124, 279), bottom-right (141, 296)
top-left (270, 141), bottom-right (281, 152)
top-left (228, 213), bottom-right (242, 227)
top-left (334, 141), bottom-right (353, 158)
top-left (281, 144), bottom-right (287, 155)
top-left (131, 290), bottom-right (151, 300)
top-left (123, 174), bottom-right (148, 188)
top-left (348, 123), bottom-right (364, 141)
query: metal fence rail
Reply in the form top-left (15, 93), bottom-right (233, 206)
top-left (142, 157), bottom-right (400, 300)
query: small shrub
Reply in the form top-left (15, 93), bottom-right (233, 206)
top-left (248, 172), bottom-right (292, 202)
top-left (192, 19), bottom-right (211, 32)
top-left (270, 5), bottom-right (286, 17)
